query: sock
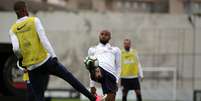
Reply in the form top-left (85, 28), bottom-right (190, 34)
top-left (137, 94), bottom-right (142, 101)
top-left (122, 95), bottom-right (127, 101)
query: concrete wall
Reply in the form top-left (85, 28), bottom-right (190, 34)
top-left (1, 12), bottom-right (201, 101)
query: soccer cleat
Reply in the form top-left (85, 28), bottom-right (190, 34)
top-left (95, 95), bottom-right (102, 101)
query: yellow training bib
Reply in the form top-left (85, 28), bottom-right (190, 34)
top-left (11, 17), bottom-right (48, 67)
top-left (121, 49), bottom-right (139, 77)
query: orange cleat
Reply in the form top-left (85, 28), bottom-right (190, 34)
top-left (95, 95), bottom-right (102, 101)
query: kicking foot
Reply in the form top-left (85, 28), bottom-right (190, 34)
top-left (95, 95), bottom-right (102, 101)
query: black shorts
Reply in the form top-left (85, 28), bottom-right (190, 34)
top-left (121, 78), bottom-right (141, 90)
top-left (90, 67), bottom-right (118, 94)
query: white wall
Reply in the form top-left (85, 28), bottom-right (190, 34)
top-left (1, 12), bottom-right (201, 101)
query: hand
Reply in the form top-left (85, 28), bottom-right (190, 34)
top-left (95, 68), bottom-right (102, 79)
top-left (52, 57), bottom-right (58, 62)
top-left (139, 76), bottom-right (144, 82)
top-left (17, 59), bottom-right (26, 72)
top-left (90, 87), bottom-right (97, 96)
top-left (51, 57), bottom-right (59, 66)
top-left (19, 58), bottom-right (23, 67)
top-left (117, 79), bottom-right (121, 87)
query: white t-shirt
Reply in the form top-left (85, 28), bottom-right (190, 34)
top-left (88, 43), bottom-right (121, 87)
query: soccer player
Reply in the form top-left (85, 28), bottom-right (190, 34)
top-left (120, 39), bottom-right (143, 101)
top-left (85, 30), bottom-right (121, 101)
top-left (9, 1), bottom-right (99, 101)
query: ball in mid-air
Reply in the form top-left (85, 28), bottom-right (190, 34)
top-left (84, 56), bottom-right (99, 70)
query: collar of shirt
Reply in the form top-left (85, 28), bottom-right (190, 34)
top-left (97, 43), bottom-right (111, 47)
top-left (16, 16), bottom-right (28, 23)
top-left (123, 48), bottom-right (134, 52)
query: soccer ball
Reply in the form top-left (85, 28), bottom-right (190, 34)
top-left (84, 56), bottom-right (99, 70)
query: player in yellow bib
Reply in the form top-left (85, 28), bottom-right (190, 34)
top-left (9, 1), bottom-right (99, 101)
top-left (120, 39), bottom-right (143, 101)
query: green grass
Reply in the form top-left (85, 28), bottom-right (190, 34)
top-left (52, 99), bottom-right (80, 101)
top-left (51, 98), bottom-right (173, 101)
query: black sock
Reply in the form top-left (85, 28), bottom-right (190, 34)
top-left (122, 95), bottom-right (127, 101)
top-left (137, 94), bottom-right (142, 101)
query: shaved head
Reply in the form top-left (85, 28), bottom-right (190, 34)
top-left (124, 38), bottom-right (131, 51)
top-left (100, 30), bottom-right (111, 37)
top-left (99, 30), bottom-right (111, 45)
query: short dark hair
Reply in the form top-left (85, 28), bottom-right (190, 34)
top-left (13, 1), bottom-right (26, 11)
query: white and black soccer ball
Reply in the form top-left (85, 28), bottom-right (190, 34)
top-left (84, 56), bottom-right (99, 70)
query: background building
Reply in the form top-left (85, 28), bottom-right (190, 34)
top-left (1, 0), bottom-right (201, 14)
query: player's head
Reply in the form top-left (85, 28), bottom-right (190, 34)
top-left (13, 1), bottom-right (29, 19)
top-left (99, 30), bottom-right (111, 45)
top-left (124, 38), bottom-right (131, 51)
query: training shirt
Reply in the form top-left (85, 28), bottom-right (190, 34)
top-left (9, 16), bottom-right (56, 70)
top-left (120, 49), bottom-right (143, 78)
top-left (88, 43), bottom-right (121, 87)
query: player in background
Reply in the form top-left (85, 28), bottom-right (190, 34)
top-left (9, 1), bottom-right (100, 101)
top-left (85, 30), bottom-right (121, 101)
top-left (120, 39), bottom-right (143, 101)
